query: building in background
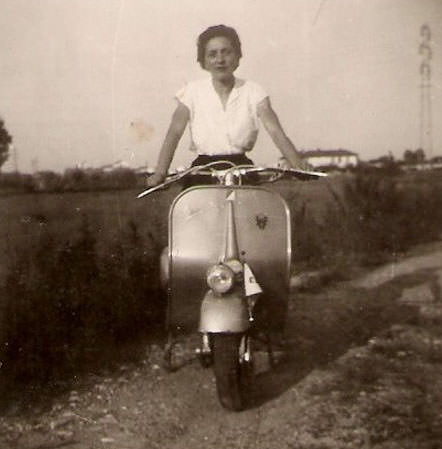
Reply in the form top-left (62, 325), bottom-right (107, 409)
top-left (301, 149), bottom-right (359, 170)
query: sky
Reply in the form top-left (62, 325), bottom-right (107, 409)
top-left (0, 0), bottom-right (441, 173)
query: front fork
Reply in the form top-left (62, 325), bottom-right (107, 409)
top-left (163, 293), bottom-right (276, 371)
top-left (195, 333), bottom-right (212, 368)
top-left (195, 330), bottom-right (253, 368)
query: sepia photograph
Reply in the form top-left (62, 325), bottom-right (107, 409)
top-left (1, 0), bottom-right (442, 447)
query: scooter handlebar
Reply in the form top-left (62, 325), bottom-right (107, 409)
top-left (137, 163), bottom-right (327, 199)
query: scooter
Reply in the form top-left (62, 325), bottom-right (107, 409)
top-left (138, 162), bottom-right (325, 411)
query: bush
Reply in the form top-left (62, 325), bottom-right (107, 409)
top-left (0, 172), bottom-right (35, 193)
top-left (0, 217), bottom-right (164, 387)
top-left (343, 170), bottom-right (442, 257)
top-left (291, 170), bottom-right (442, 270)
top-left (0, 168), bottom-right (140, 194)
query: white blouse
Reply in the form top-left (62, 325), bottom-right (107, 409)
top-left (176, 77), bottom-right (268, 155)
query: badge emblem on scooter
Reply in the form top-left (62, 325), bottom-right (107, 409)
top-left (255, 213), bottom-right (268, 230)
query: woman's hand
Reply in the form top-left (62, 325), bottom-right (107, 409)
top-left (295, 157), bottom-right (311, 171)
top-left (146, 172), bottom-right (166, 187)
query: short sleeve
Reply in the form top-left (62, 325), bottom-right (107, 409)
top-left (175, 84), bottom-right (192, 109)
top-left (249, 81), bottom-right (268, 107)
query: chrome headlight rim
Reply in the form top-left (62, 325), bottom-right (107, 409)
top-left (206, 263), bottom-right (235, 294)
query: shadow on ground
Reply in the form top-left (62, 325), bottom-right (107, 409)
top-left (250, 268), bottom-right (440, 408)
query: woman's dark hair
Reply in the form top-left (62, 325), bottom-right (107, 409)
top-left (197, 25), bottom-right (242, 68)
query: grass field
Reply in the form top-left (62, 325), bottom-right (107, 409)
top-left (0, 186), bottom-right (175, 279)
top-left (1, 170), bottom-right (441, 394)
top-left (0, 177), bottom-right (340, 281)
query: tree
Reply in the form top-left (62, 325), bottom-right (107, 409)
top-left (0, 119), bottom-right (12, 170)
top-left (403, 148), bottom-right (426, 165)
top-left (415, 148), bottom-right (426, 163)
top-left (403, 149), bottom-right (416, 164)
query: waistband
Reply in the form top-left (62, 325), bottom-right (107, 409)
top-left (191, 154), bottom-right (254, 167)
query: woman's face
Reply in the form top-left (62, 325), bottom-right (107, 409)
top-left (204, 36), bottom-right (240, 81)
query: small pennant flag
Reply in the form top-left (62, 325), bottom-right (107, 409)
top-left (243, 263), bottom-right (263, 296)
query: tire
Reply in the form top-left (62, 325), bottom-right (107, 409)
top-left (212, 333), bottom-right (251, 411)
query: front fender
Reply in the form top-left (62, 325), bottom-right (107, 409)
top-left (199, 288), bottom-right (250, 333)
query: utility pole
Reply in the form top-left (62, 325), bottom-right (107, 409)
top-left (419, 24), bottom-right (433, 160)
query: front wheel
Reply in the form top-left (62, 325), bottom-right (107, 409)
top-left (212, 333), bottom-right (253, 411)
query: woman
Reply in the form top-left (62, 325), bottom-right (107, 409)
top-left (147, 24), bottom-right (304, 187)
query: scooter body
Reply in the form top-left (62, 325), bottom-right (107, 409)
top-left (138, 164), bottom-right (325, 411)
top-left (167, 184), bottom-right (291, 335)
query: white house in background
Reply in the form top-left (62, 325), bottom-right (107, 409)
top-left (99, 160), bottom-right (130, 172)
top-left (135, 166), bottom-right (155, 175)
top-left (301, 149), bottom-right (359, 169)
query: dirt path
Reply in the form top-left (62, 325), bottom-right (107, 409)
top-left (1, 243), bottom-right (442, 449)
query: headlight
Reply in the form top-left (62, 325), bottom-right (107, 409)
top-left (207, 264), bottom-right (234, 294)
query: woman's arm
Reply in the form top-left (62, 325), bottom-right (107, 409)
top-left (257, 97), bottom-right (305, 169)
top-left (147, 102), bottom-right (190, 187)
